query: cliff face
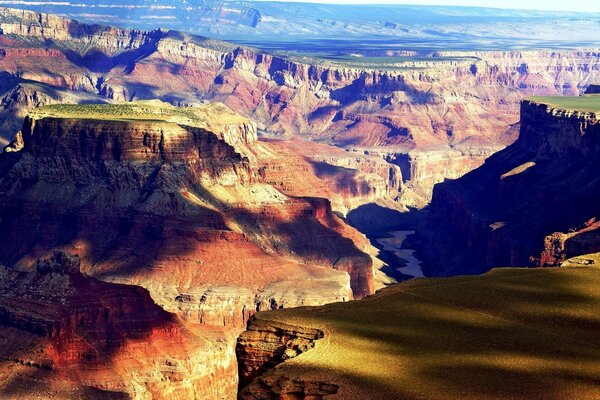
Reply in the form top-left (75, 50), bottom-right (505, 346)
top-left (0, 101), bottom-right (376, 398)
top-left (2, 8), bottom-right (600, 201)
top-left (416, 99), bottom-right (600, 276)
top-left (236, 317), bottom-right (325, 390)
top-left (0, 101), bottom-right (374, 303)
top-left (0, 251), bottom-right (239, 399)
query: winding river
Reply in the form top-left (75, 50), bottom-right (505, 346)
top-left (376, 230), bottom-right (425, 278)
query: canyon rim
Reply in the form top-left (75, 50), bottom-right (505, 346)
top-left (1, 2), bottom-right (600, 399)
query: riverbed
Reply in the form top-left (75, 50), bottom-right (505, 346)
top-left (376, 230), bottom-right (424, 278)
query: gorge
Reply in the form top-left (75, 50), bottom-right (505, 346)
top-left (235, 95), bottom-right (600, 399)
top-left (1, 7), bottom-right (600, 208)
top-left (1, 4), bottom-right (600, 399)
top-left (0, 100), bottom-right (379, 398)
top-left (415, 95), bottom-right (600, 276)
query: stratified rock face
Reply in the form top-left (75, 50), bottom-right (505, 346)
top-left (0, 101), bottom-right (375, 398)
top-left (236, 317), bottom-right (325, 390)
top-left (256, 138), bottom-right (403, 214)
top-left (0, 251), bottom-right (238, 399)
top-left (1, 8), bottom-right (600, 200)
top-left (0, 101), bottom-right (373, 305)
top-left (416, 99), bottom-right (600, 276)
top-left (236, 316), bottom-right (339, 399)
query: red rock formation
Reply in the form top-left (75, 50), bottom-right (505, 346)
top-left (0, 101), bottom-right (376, 397)
top-left (0, 251), bottom-right (238, 399)
top-left (416, 99), bottom-right (600, 276)
top-left (1, 8), bottom-right (599, 199)
top-left (257, 138), bottom-right (402, 213)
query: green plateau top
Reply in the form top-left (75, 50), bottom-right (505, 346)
top-left (30, 100), bottom-right (250, 129)
top-left (526, 94), bottom-right (600, 113)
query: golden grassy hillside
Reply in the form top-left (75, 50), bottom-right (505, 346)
top-left (251, 266), bottom-right (600, 399)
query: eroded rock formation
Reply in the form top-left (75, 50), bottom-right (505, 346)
top-left (1, 7), bottom-right (600, 200)
top-left (0, 101), bottom-right (376, 398)
top-left (0, 251), bottom-right (239, 399)
top-left (416, 99), bottom-right (600, 276)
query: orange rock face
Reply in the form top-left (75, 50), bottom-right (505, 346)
top-left (0, 102), bottom-right (377, 398)
top-left (0, 251), bottom-right (239, 399)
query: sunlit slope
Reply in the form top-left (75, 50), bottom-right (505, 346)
top-left (528, 94), bottom-right (600, 113)
top-left (248, 266), bottom-right (600, 399)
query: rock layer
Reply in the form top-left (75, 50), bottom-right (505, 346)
top-left (2, 8), bottom-right (600, 200)
top-left (0, 101), bottom-right (375, 398)
top-left (0, 251), bottom-right (238, 399)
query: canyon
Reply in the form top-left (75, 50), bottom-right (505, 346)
top-left (234, 94), bottom-right (600, 398)
top-left (1, 8), bottom-right (600, 205)
top-left (0, 100), bottom-right (380, 398)
top-left (1, 6), bottom-right (600, 400)
top-left (2, 1), bottom-right (600, 51)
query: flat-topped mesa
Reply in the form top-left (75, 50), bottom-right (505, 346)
top-left (26, 100), bottom-right (257, 154)
top-left (415, 95), bottom-right (600, 276)
top-left (15, 100), bottom-right (258, 186)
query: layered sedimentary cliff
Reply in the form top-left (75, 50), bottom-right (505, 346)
top-left (2, 7), bottom-right (599, 201)
top-left (0, 251), bottom-right (239, 399)
top-left (416, 97), bottom-right (600, 276)
top-left (0, 101), bottom-right (377, 398)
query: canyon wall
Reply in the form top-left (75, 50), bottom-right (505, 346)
top-left (2, 7), bottom-right (600, 201)
top-left (0, 101), bottom-right (377, 398)
top-left (0, 251), bottom-right (240, 399)
top-left (416, 99), bottom-right (600, 276)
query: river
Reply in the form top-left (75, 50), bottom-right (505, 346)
top-left (376, 230), bottom-right (424, 278)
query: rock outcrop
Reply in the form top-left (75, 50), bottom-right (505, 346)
top-left (0, 101), bottom-right (375, 398)
top-left (416, 98), bottom-right (600, 276)
top-left (236, 317), bottom-right (325, 389)
top-left (2, 8), bottom-right (600, 201)
top-left (0, 251), bottom-right (239, 399)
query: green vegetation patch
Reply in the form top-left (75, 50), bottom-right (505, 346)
top-left (251, 266), bottom-right (600, 399)
top-left (31, 100), bottom-right (248, 128)
top-left (273, 51), bottom-right (479, 71)
top-left (528, 94), bottom-right (600, 113)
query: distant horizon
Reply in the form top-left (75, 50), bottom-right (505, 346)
top-left (248, 0), bottom-right (600, 13)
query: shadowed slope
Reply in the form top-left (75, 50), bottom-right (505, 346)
top-left (238, 267), bottom-right (600, 399)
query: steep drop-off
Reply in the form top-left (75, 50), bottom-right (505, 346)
top-left (236, 267), bottom-right (600, 399)
top-left (0, 101), bottom-right (376, 398)
top-left (415, 96), bottom-right (600, 276)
